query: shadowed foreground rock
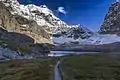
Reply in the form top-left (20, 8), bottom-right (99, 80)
top-left (0, 28), bottom-right (54, 60)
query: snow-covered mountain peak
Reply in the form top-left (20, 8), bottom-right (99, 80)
top-left (26, 4), bottom-right (53, 15)
top-left (0, 0), bottom-right (71, 33)
top-left (1, 0), bottom-right (93, 35)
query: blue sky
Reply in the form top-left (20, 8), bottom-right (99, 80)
top-left (18, 0), bottom-right (115, 31)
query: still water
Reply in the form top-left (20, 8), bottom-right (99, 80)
top-left (49, 51), bottom-right (100, 57)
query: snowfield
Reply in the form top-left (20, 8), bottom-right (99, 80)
top-left (53, 34), bottom-right (120, 45)
top-left (88, 34), bottom-right (120, 45)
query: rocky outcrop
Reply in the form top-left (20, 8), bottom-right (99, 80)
top-left (99, 2), bottom-right (120, 35)
top-left (0, 46), bottom-right (33, 60)
top-left (0, 27), bottom-right (53, 59)
top-left (0, 1), bottom-right (51, 44)
top-left (63, 26), bottom-right (93, 39)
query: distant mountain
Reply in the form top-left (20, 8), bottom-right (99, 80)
top-left (53, 31), bottom-right (120, 45)
top-left (63, 25), bottom-right (93, 39)
top-left (53, 1), bottom-right (120, 51)
top-left (53, 25), bottom-right (94, 44)
top-left (99, 2), bottom-right (120, 35)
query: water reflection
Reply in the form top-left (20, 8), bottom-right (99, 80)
top-left (48, 51), bottom-right (100, 57)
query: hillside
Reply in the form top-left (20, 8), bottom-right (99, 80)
top-left (0, 0), bottom-right (78, 34)
top-left (0, 58), bottom-right (56, 80)
top-left (99, 2), bottom-right (120, 35)
top-left (60, 54), bottom-right (120, 80)
top-left (0, 0), bottom-right (51, 44)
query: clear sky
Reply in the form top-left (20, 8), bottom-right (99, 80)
top-left (18, 0), bottom-right (115, 31)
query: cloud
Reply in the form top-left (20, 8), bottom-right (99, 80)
top-left (58, 7), bottom-right (67, 14)
top-left (116, 0), bottom-right (119, 2)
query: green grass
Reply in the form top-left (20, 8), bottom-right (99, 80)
top-left (0, 39), bottom-right (18, 51)
top-left (0, 59), bottom-right (56, 80)
top-left (0, 39), bottom-right (32, 54)
top-left (60, 54), bottom-right (120, 80)
top-left (0, 39), bottom-right (53, 54)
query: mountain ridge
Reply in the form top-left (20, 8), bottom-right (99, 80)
top-left (1, 0), bottom-right (81, 34)
top-left (99, 2), bottom-right (120, 35)
top-left (0, 0), bottom-right (51, 44)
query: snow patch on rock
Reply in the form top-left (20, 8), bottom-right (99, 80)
top-left (53, 33), bottom-right (120, 45)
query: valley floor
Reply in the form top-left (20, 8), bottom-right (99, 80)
top-left (60, 53), bottom-right (120, 80)
top-left (0, 53), bottom-right (120, 80)
top-left (0, 58), bottom-right (56, 80)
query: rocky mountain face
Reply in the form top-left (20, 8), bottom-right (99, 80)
top-left (52, 25), bottom-right (94, 44)
top-left (53, 25), bottom-right (93, 39)
top-left (99, 2), bottom-right (120, 35)
top-left (0, 0), bottom-right (51, 44)
top-left (65, 26), bottom-right (93, 39)
top-left (0, 0), bottom-right (75, 34)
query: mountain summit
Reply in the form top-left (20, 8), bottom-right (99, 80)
top-left (1, 0), bottom-right (79, 34)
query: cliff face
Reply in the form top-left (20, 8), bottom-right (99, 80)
top-left (0, 0), bottom-right (82, 35)
top-left (99, 2), bottom-right (120, 35)
top-left (0, 2), bottom-right (51, 44)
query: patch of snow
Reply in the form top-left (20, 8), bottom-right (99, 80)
top-left (53, 34), bottom-right (120, 45)
top-left (89, 34), bottom-right (120, 45)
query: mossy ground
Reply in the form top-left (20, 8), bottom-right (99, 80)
top-left (0, 39), bottom-right (54, 54)
top-left (60, 54), bottom-right (120, 80)
top-left (0, 58), bottom-right (56, 80)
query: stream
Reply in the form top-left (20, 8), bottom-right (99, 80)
top-left (54, 61), bottom-right (61, 80)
